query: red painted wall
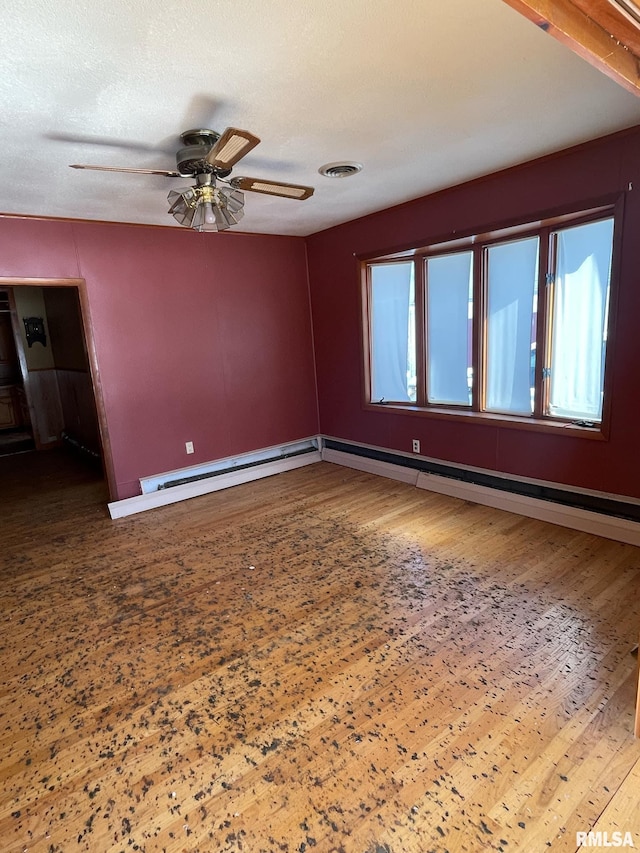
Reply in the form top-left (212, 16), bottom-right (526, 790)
top-left (0, 218), bottom-right (319, 499)
top-left (306, 127), bottom-right (640, 499)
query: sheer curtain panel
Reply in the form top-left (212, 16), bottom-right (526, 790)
top-left (548, 218), bottom-right (613, 421)
top-left (370, 262), bottom-right (415, 402)
top-left (426, 251), bottom-right (473, 405)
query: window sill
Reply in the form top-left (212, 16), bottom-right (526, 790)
top-left (363, 402), bottom-right (607, 440)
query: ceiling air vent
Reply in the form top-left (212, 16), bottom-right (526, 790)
top-left (319, 161), bottom-right (363, 178)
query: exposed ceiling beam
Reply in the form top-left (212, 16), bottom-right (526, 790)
top-left (502, 0), bottom-right (640, 95)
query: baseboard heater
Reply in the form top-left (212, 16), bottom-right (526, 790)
top-left (156, 444), bottom-right (317, 491)
top-left (323, 439), bottom-right (640, 524)
top-left (108, 437), bottom-right (321, 519)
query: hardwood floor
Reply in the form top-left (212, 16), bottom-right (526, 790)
top-left (1, 450), bottom-right (639, 852)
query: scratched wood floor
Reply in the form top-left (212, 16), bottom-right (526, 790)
top-left (1, 450), bottom-right (639, 853)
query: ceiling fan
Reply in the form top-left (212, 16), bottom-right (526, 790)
top-left (70, 127), bottom-right (315, 232)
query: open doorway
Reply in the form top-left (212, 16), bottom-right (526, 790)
top-left (0, 280), bottom-right (113, 497)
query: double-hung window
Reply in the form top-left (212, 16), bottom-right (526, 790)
top-left (363, 206), bottom-right (617, 429)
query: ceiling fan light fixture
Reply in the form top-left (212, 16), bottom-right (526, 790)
top-left (167, 178), bottom-right (244, 232)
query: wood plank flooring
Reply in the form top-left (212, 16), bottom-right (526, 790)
top-left (1, 450), bottom-right (639, 852)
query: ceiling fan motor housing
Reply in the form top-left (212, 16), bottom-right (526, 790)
top-left (176, 129), bottom-right (231, 177)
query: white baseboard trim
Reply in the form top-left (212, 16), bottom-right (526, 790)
top-left (416, 472), bottom-right (640, 546)
top-left (321, 447), bottom-right (419, 486)
top-left (108, 451), bottom-right (321, 519)
top-left (322, 446), bottom-right (640, 547)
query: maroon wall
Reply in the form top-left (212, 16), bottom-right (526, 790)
top-left (0, 218), bottom-right (319, 499)
top-left (306, 127), bottom-right (640, 499)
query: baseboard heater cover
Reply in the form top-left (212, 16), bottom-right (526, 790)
top-left (108, 438), bottom-right (321, 519)
top-left (159, 443), bottom-right (317, 491)
top-left (321, 438), bottom-right (640, 546)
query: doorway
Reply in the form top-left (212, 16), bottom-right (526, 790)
top-left (0, 279), bottom-right (114, 498)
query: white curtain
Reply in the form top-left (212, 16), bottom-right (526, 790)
top-left (549, 218), bottom-right (613, 420)
top-left (427, 251), bottom-right (473, 405)
top-left (370, 262), bottom-right (414, 402)
top-left (485, 237), bottom-right (539, 415)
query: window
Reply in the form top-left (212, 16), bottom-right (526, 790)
top-left (426, 251), bottom-right (473, 406)
top-left (363, 207), bottom-right (617, 429)
top-left (547, 218), bottom-right (613, 421)
top-left (369, 261), bottom-right (416, 403)
top-left (485, 236), bottom-right (539, 416)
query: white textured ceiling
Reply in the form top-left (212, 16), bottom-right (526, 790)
top-left (2, 0), bottom-right (640, 236)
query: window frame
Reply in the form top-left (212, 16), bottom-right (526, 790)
top-left (360, 196), bottom-right (624, 439)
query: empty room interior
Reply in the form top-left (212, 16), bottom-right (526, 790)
top-left (2, 1), bottom-right (640, 851)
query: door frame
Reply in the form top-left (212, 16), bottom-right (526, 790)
top-left (0, 276), bottom-right (116, 501)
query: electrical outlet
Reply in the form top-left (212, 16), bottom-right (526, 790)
top-left (185, 441), bottom-right (194, 454)
top-left (412, 439), bottom-right (420, 453)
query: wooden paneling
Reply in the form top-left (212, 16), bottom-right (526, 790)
top-left (56, 368), bottom-right (100, 452)
top-left (502, 0), bottom-right (640, 95)
top-left (26, 368), bottom-right (63, 445)
top-left (1, 456), bottom-right (638, 851)
top-left (573, 0), bottom-right (640, 54)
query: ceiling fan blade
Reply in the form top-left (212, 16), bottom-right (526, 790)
top-left (206, 127), bottom-right (260, 169)
top-left (48, 131), bottom-right (176, 154)
top-left (70, 164), bottom-right (181, 177)
top-left (230, 176), bottom-right (314, 200)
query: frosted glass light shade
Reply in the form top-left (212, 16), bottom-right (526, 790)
top-left (167, 184), bottom-right (244, 232)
